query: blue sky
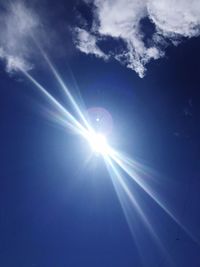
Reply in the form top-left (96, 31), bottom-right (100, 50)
top-left (1, 1), bottom-right (200, 267)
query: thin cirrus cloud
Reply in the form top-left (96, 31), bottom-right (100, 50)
top-left (74, 0), bottom-right (200, 77)
top-left (0, 1), bottom-right (40, 73)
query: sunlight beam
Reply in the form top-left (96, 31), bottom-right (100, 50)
top-left (110, 150), bottom-right (200, 245)
top-left (21, 70), bottom-right (88, 137)
top-left (32, 38), bottom-right (91, 132)
top-left (105, 156), bottom-right (173, 266)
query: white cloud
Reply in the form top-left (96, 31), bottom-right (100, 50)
top-left (75, 0), bottom-right (200, 77)
top-left (75, 28), bottom-right (108, 59)
top-left (0, 47), bottom-right (32, 73)
top-left (0, 1), bottom-right (40, 73)
top-left (148, 0), bottom-right (200, 38)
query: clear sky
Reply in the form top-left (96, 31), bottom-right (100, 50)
top-left (1, 1), bottom-right (200, 267)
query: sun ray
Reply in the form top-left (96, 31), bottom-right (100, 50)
top-left (32, 38), bottom-right (92, 132)
top-left (109, 150), bottom-right (200, 245)
top-left (105, 157), bottom-right (172, 263)
top-left (21, 70), bottom-right (88, 137)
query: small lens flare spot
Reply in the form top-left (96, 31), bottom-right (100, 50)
top-left (89, 132), bottom-right (109, 155)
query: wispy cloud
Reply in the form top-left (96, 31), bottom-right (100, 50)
top-left (74, 0), bottom-right (200, 77)
top-left (75, 27), bottom-right (108, 59)
top-left (0, 1), bottom-right (40, 73)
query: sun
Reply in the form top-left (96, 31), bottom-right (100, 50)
top-left (88, 132), bottom-right (109, 155)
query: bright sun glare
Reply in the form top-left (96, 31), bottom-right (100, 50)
top-left (88, 132), bottom-right (109, 155)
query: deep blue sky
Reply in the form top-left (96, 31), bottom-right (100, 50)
top-left (1, 1), bottom-right (200, 267)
